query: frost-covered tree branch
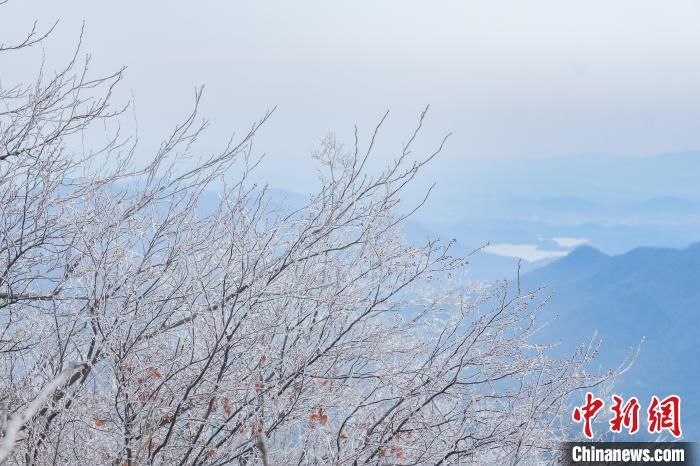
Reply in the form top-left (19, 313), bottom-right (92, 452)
top-left (0, 8), bottom-right (619, 465)
top-left (0, 363), bottom-right (81, 463)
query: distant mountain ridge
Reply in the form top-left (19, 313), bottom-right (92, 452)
top-left (521, 242), bottom-right (700, 439)
top-left (527, 242), bottom-right (700, 316)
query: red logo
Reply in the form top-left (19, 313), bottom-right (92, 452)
top-left (572, 392), bottom-right (605, 439)
top-left (648, 395), bottom-right (682, 438)
top-left (609, 395), bottom-right (640, 434)
top-left (573, 394), bottom-right (682, 439)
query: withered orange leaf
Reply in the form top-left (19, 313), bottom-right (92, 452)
top-left (223, 397), bottom-right (233, 416)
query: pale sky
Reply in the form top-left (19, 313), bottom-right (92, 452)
top-left (2, 0), bottom-right (700, 190)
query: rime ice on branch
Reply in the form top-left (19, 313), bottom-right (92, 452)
top-left (0, 8), bottom-right (619, 465)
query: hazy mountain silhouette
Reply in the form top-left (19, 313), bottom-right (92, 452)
top-left (522, 243), bottom-right (700, 439)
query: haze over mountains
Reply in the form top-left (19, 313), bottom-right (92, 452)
top-left (396, 150), bottom-right (700, 438)
top-left (401, 150), bottom-right (700, 280)
top-left (520, 243), bottom-right (700, 439)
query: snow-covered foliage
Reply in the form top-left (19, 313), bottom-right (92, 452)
top-left (0, 13), bottom-right (612, 465)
